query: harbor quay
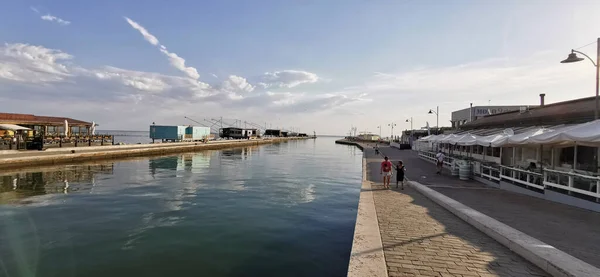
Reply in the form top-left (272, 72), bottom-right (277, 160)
top-left (0, 137), bottom-right (307, 170)
top-left (341, 139), bottom-right (600, 277)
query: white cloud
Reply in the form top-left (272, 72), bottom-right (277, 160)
top-left (124, 17), bottom-right (159, 46)
top-left (0, 43), bottom-right (72, 83)
top-left (158, 47), bottom-right (200, 80)
top-left (220, 75), bottom-right (254, 94)
top-left (90, 67), bottom-right (170, 93)
top-left (258, 70), bottom-right (319, 88)
top-left (124, 17), bottom-right (200, 80)
top-left (0, 42), bottom-right (345, 133)
top-left (362, 52), bottom-right (592, 104)
top-left (40, 14), bottom-right (71, 25)
top-left (30, 6), bottom-right (40, 13)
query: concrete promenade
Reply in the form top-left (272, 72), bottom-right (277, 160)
top-left (0, 137), bottom-right (306, 169)
top-left (374, 145), bottom-right (600, 270)
top-left (359, 144), bottom-right (548, 277)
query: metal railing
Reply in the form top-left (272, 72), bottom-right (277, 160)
top-left (499, 165), bottom-right (544, 190)
top-left (543, 168), bottom-right (600, 199)
top-left (418, 151), bottom-right (454, 167)
top-left (480, 164), bottom-right (501, 182)
top-left (417, 150), bottom-right (600, 203)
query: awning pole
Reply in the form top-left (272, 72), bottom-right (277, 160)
top-left (551, 147), bottom-right (555, 169)
top-left (512, 147), bottom-right (516, 166)
top-left (573, 144), bottom-right (578, 170)
top-left (539, 144), bottom-right (544, 175)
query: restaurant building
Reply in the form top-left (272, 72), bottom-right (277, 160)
top-left (0, 112), bottom-right (110, 150)
top-left (417, 94), bottom-right (600, 212)
top-left (0, 112), bottom-right (94, 137)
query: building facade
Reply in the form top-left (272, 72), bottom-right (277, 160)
top-left (451, 105), bottom-right (531, 128)
top-left (419, 95), bottom-right (600, 212)
top-left (356, 133), bottom-right (380, 141)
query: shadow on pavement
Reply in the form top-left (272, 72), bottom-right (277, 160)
top-left (377, 145), bottom-right (600, 270)
top-left (363, 146), bottom-right (547, 277)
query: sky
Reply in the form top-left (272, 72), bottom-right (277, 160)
top-left (1, 0), bottom-right (600, 136)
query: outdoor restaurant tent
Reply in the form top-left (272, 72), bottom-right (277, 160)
top-left (505, 128), bottom-right (552, 145)
top-left (0, 124), bottom-right (30, 131)
top-left (476, 133), bottom-right (508, 147)
top-left (418, 119), bottom-right (600, 147)
top-left (560, 119), bottom-right (600, 145)
top-left (454, 134), bottom-right (478, 146)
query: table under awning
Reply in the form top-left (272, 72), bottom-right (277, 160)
top-left (0, 124), bottom-right (31, 131)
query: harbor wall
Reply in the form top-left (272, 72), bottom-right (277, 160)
top-left (0, 137), bottom-right (307, 170)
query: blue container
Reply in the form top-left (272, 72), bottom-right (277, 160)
top-left (149, 125), bottom-right (187, 141)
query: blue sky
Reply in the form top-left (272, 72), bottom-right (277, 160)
top-left (1, 0), bottom-right (600, 135)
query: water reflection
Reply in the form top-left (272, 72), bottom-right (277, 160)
top-left (1, 144), bottom-right (333, 207)
top-left (220, 146), bottom-right (258, 161)
top-left (0, 138), bottom-right (361, 277)
top-left (0, 164), bottom-right (114, 204)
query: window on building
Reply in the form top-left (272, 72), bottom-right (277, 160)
top-left (47, 126), bottom-right (57, 134)
top-left (493, 147), bottom-right (501, 157)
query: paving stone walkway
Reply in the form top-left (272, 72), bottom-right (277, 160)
top-left (362, 144), bottom-right (548, 277)
top-left (371, 144), bottom-right (600, 269)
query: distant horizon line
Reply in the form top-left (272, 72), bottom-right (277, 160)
top-left (98, 130), bottom-right (344, 137)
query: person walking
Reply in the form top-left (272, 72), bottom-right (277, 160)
top-left (435, 150), bottom-right (445, 174)
top-left (396, 161), bottom-right (406, 190)
top-left (380, 156), bottom-right (392, 189)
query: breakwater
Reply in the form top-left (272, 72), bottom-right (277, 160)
top-left (334, 139), bottom-right (367, 150)
top-left (0, 137), bottom-right (307, 170)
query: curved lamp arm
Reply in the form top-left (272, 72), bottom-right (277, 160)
top-left (573, 50), bottom-right (598, 67)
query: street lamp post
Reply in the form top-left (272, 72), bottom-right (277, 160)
top-left (561, 38), bottom-right (600, 120)
top-left (428, 106), bottom-right (439, 134)
top-left (406, 117), bottom-right (413, 144)
top-left (377, 125), bottom-right (382, 138)
top-left (388, 123), bottom-right (396, 141)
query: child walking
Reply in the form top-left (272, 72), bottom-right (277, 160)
top-left (396, 161), bottom-right (406, 190)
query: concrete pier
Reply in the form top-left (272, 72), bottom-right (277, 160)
top-left (344, 139), bottom-right (600, 277)
top-left (0, 137), bottom-right (307, 169)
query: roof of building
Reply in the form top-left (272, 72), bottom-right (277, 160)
top-left (0, 112), bottom-right (92, 126)
top-left (452, 105), bottom-right (526, 113)
top-left (221, 127), bottom-right (243, 130)
top-left (461, 96), bottom-right (595, 129)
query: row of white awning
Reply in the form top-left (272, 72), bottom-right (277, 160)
top-left (419, 119), bottom-right (600, 147)
top-left (0, 124), bottom-right (31, 131)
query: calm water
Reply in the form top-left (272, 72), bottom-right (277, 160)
top-left (103, 130), bottom-right (152, 144)
top-left (0, 137), bottom-right (362, 277)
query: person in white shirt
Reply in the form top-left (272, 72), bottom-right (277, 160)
top-left (435, 150), bottom-right (445, 174)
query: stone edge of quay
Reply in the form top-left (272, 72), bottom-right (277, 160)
top-left (0, 137), bottom-right (306, 170)
top-left (346, 145), bottom-right (388, 277)
top-left (408, 180), bottom-right (600, 277)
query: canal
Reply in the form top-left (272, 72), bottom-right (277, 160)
top-left (0, 137), bottom-right (362, 277)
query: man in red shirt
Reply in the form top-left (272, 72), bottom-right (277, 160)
top-left (380, 156), bottom-right (392, 189)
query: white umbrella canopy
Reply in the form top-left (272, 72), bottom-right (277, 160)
top-left (64, 120), bottom-right (69, 137)
top-left (91, 121), bottom-right (96, 135)
top-left (476, 133), bottom-right (508, 147)
top-left (455, 134), bottom-right (479, 146)
top-left (561, 119), bottom-right (600, 143)
top-left (527, 125), bottom-right (577, 145)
